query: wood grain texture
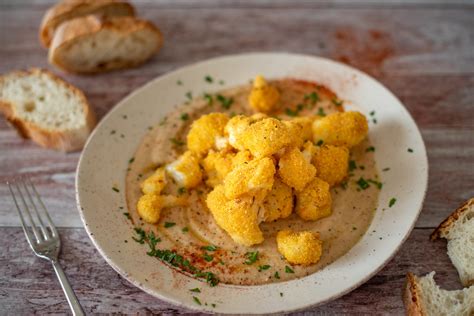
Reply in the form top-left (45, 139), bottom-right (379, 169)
top-left (0, 0), bottom-right (473, 314)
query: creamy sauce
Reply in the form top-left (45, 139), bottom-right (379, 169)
top-left (126, 79), bottom-right (379, 285)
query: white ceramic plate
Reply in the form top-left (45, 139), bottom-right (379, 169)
top-left (76, 53), bottom-right (428, 314)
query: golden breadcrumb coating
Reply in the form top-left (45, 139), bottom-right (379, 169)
top-left (224, 115), bottom-right (253, 151)
top-left (137, 194), bottom-right (187, 224)
top-left (301, 141), bottom-right (318, 163)
top-left (278, 146), bottom-right (317, 191)
top-left (206, 185), bottom-right (264, 246)
top-left (165, 151), bottom-right (203, 189)
top-left (295, 177), bottom-right (332, 221)
top-left (313, 145), bottom-right (349, 187)
top-left (187, 113), bottom-right (229, 155)
top-left (223, 157), bottom-right (276, 199)
top-left (140, 167), bottom-right (167, 195)
top-left (231, 149), bottom-right (253, 167)
top-left (238, 117), bottom-right (295, 157)
top-left (263, 178), bottom-right (293, 222)
top-left (284, 117), bottom-right (313, 147)
top-left (276, 230), bottom-right (323, 265)
top-left (312, 111), bottom-right (368, 148)
top-left (201, 150), bottom-right (235, 187)
top-left (248, 75), bottom-right (280, 113)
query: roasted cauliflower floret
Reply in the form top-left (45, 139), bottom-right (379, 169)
top-left (201, 150), bottom-right (234, 187)
top-left (276, 230), bottom-right (323, 265)
top-left (137, 194), bottom-right (187, 224)
top-left (295, 177), bottom-right (332, 221)
top-left (312, 111), bottom-right (368, 148)
top-left (223, 157), bottom-right (276, 199)
top-left (313, 145), bottom-right (349, 187)
top-left (140, 167), bottom-right (167, 195)
top-left (166, 151), bottom-right (203, 189)
top-left (263, 179), bottom-right (293, 222)
top-left (206, 185), bottom-right (264, 246)
top-left (187, 113), bottom-right (229, 155)
top-left (248, 75), bottom-right (280, 113)
top-left (238, 118), bottom-right (295, 157)
top-left (278, 146), bottom-right (317, 191)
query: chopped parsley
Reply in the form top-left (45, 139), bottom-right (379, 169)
top-left (382, 167), bottom-right (390, 171)
top-left (372, 118), bottom-right (377, 124)
top-left (170, 138), bottom-right (185, 146)
top-left (389, 198), bottom-right (397, 207)
top-left (274, 271), bottom-right (280, 279)
top-left (366, 146), bottom-right (375, 152)
top-left (212, 303), bottom-right (216, 308)
top-left (332, 98), bottom-right (343, 106)
top-left (304, 91), bottom-right (319, 104)
top-left (190, 288), bottom-right (201, 293)
top-left (180, 113), bottom-right (189, 121)
top-left (185, 91), bottom-right (193, 100)
top-left (370, 111), bottom-right (376, 116)
top-left (280, 292), bottom-right (284, 297)
top-left (177, 187), bottom-right (187, 195)
top-left (202, 253), bottom-right (213, 262)
top-left (244, 251), bottom-right (259, 265)
top-left (349, 160), bottom-right (357, 172)
top-left (164, 222), bottom-right (176, 228)
top-left (285, 266), bottom-right (294, 274)
top-left (316, 139), bottom-right (324, 146)
top-left (123, 212), bottom-right (131, 220)
top-left (368, 179), bottom-right (383, 189)
top-left (216, 94), bottom-right (234, 109)
top-left (285, 108), bottom-right (298, 117)
top-left (258, 265), bottom-right (271, 272)
top-left (218, 80), bottom-right (225, 85)
top-left (408, 148), bottom-right (414, 153)
top-left (356, 177), bottom-right (370, 190)
top-left (205, 75), bottom-right (213, 83)
top-left (132, 227), bottom-right (146, 244)
top-left (203, 93), bottom-right (213, 106)
top-left (317, 108), bottom-right (326, 117)
top-left (112, 187), bottom-right (120, 193)
top-left (182, 227), bottom-right (189, 233)
top-left (128, 157), bottom-right (135, 164)
top-left (201, 245), bottom-right (218, 251)
top-left (110, 130), bottom-right (116, 135)
top-left (193, 296), bottom-right (202, 305)
top-left (177, 80), bottom-right (183, 85)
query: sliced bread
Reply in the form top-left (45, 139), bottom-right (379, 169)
top-left (40, 0), bottom-right (135, 48)
top-left (48, 15), bottom-right (163, 74)
top-left (431, 198), bottom-right (474, 286)
top-left (0, 68), bottom-right (96, 152)
top-left (404, 272), bottom-right (474, 316)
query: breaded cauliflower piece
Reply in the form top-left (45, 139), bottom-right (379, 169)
top-left (276, 230), bottom-right (323, 265)
top-left (166, 151), bottom-right (203, 189)
top-left (187, 113), bottom-right (229, 155)
top-left (224, 115), bottom-right (253, 151)
top-left (301, 141), bottom-right (318, 163)
top-left (238, 118), bottom-right (295, 157)
top-left (313, 145), bottom-right (349, 187)
top-left (206, 185), bottom-right (264, 246)
top-left (137, 194), bottom-right (187, 224)
top-left (312, 111), bottom-right (368, 148)
top-left (201, 150), bottom-right (235, 187)
top-left (248, 75), bottom-right (280, 113)
top-left (263, 179), bottom-right (293, 222)
top-left (295, 177), bottom-right (332, 221)
top-left (140, 167), bottom-right (167, 195)
top-left (223, 157), bottom-right (276, 199)
top-left (284, 117), bottom-right (313, 147)
top-left (278, 146), bottom-right (317, 191)
top-left (231, 149), bottom-right (253, 167)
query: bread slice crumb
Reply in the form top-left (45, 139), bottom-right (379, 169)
top-left (0, 68), bottom-right (96, 152)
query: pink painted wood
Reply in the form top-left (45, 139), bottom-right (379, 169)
top-left (1, 0), bottom-right (473, 314)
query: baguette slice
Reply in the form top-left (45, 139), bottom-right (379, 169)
top-left (40, 0), bottom-right (135, 48)
top-left (404, 272), bottom-right (474, 316)
top-left (431, 198), bottom-right (474, 286)
top-left (49, 15), bottom-right (163, 74)
top-left (0, 69), bottom-right (96, 152)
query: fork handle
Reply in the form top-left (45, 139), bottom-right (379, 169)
top-left (52, 261), bottom-right (85, 316)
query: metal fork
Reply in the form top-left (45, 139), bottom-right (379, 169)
top-left (8, 177), bottom-right (85, 316)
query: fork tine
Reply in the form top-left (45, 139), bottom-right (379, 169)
top-left (26, 177), bottom-right (58, 237)
top-left (8, 181), bottom-right (41, 245)
top-left (21, 178), bottom-right (50, 240)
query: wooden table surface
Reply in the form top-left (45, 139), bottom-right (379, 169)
top-left (1, 0), bottom-right (473, 314)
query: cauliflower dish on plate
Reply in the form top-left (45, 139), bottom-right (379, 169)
top-left (125, 76), bottom-right (380, 286)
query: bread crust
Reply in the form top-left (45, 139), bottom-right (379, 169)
top-left (48, 15), bottom-right (163, 74)
top-left (404, 273), bottom-right (427, 316)
top-left (0, 68), bottom-right (96, 152)
top-left (430, 197), bottom-right (474, 241)
top-left (39, 0), bottom-right (135, 47)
